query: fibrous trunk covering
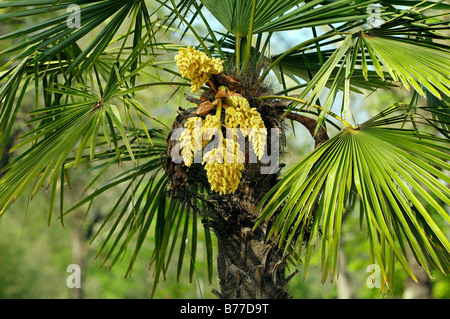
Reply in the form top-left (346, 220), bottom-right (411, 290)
top-left (210, 199), bottom-right (293, 299)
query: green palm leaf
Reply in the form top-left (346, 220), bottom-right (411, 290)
top-left (0, 58), bottom-right (29, 157)
top-left (0, 0), bottom-right (154, 72)
top-left (256, 104), bottom-right (450, 290)
top-left (272, 48), bottom-right (395, 94)
top-left (285, 31), bottom-right (450, 132)
top-left (200, 0), bottom-right (304, 37)
top-left (0, 98), bottom-right (102, 215)
top-left (362, 34), bottom-right (450, 99)
top-left (200, 0), bottom-right (381, 36)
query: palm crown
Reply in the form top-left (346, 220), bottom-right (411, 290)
top-left (0, 0), bottom-right (449, 298)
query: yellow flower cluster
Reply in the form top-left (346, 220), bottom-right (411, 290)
top-left (174, 47), bottom-right (268, 195)
top-left (175, 46), bottom-right (223, 93)
top-left (203, 139), bottom-right (245, 195)
top-left (179, 114), bottom-right (245, 195)
top-left (179, 117), bottom-right (203, 167)
top-left (225, 95), bottom-right (267, 160)
top-left (202, 114), bottom-right (221, 147)
top-left (179, 114), bottom-right (222, 167)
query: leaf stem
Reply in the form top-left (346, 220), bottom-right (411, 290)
top-left (258, 95), bottom-right (356, 129)
top-left (246, 0), bottom-right (257, 65)
top-left (235, 35), bottom-right (241, 74)
top-left (216, 98), bottom-right (222, 119)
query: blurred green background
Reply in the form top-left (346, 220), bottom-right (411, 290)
top-left (0, 2), bottom-right (449, 299)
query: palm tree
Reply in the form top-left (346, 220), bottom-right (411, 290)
top-left (0, 0), bottom-right (449, 299)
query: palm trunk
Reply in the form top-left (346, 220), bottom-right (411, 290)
top-left (205, 175), bottom-right (294, 299)
top-left (212, 215), bottom-right (292, 299)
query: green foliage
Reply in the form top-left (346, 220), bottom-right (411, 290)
top-left (0, 0), bottom-right (449, 298)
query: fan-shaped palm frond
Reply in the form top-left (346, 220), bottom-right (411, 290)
top-left (255, 103), bottom-right (450, 291)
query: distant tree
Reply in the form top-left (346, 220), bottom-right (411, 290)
top-left (0, 0), bottom-right (449, 298)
